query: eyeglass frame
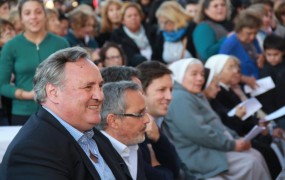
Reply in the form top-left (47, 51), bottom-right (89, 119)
top-left (114, 111), bottom-right (147, 118)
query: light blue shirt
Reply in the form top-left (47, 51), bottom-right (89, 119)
top-left (43, 106), bottom-right (116, 180)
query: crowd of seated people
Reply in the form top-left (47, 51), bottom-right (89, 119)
top-left (1, 0), bottom-right (285, 179)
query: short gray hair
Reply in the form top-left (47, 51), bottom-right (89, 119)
top-left (33, 47), bottom-right (91, 104)
top-left (98, 81), bottom-right (141, 130)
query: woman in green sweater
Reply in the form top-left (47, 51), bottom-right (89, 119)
top-left (193, 0), bottom-right (233, 62)
top-left (0, 0), bottom-right (69, 125)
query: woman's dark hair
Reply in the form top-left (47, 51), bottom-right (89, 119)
top-left (0, 0), bottom-right (9, 6)
top-left (18, 0), bottom-right (45, 18)
top-left (99, 42), bottom-right (127, 66)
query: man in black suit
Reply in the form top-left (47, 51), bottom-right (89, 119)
top-left (101, 65), bottom-right (181, 180)
top-left (98, 81), bottom-right (148, 180)
top-left (0, 47), bottom-right (132, 180)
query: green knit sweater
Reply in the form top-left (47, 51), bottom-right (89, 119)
top-left (0, 33), bottom-right (69, 116)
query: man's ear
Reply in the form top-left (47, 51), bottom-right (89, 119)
top-left (45, 83), bottom-right (60, 104)
top-left (106, 114), bottom-right (120, 129)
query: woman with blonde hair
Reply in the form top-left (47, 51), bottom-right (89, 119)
top-left (193, 0), bottom-right (233, 61)
top-left (45, 8), bottom-right (61, 36)
top-left (97, 0), bottom-right (122, 46)
top-left (153, 1), bottom-right (196, 64)
top-left (7, 8), bottom-right (22, 34)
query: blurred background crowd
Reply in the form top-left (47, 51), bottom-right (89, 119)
top-left (1, 0), bottom-right (285, 179)
top-left (1, 0), bottom-right (285, 125)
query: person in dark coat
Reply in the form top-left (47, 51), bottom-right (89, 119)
top-left (0, 47), bottom-right (132, 180)
top-left (258, 34), bottom-right (285, 129)
top-left (101, 65), bottom-right (181, 180)
top-left (111, 2), bottom-right (156, 66)
top-left (98, 81), bottom-right (148, 180)
top-left (205, 54), bottom-right (282, 179)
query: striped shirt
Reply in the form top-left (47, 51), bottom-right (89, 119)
top-left (43, 106), bottom-right (116, 180)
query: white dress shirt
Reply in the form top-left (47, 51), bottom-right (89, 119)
top-left (101, 131), bottom-right (138, 180)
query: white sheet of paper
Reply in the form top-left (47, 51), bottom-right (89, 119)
top-left (244, 76), bottom-right (275, 96)
top-left (243, 125), bottom-right (266, 141)
top-left (264, 106), bottom-right (285, 121)
top-left (227, 98), bottom-right (262, 121)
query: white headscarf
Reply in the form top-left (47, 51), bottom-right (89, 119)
top-left (204, 54), bottom-right (231, 88)
top-left (168, 58), bottom-right (202, 84)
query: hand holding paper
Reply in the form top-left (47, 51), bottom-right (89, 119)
top-left (227, 98), bottom-right (262, 121)
top-left (243, 125), bottom-right (266, 142)
top-left (244, 76), bottom-right (275, 97)
top-left (235, 106), bottom-right (246, 119)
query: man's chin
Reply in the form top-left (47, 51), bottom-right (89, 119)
top-left (89, 117), bottom-right (101, 125)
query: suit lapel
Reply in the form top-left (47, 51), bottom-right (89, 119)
top-left (93, 129), bottom-right (133, 180)
top-left (137, 148), bottom-right (147, 180)
top-left (37, 107), bottom-right (101, 179)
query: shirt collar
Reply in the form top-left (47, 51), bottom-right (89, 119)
top-left (219, 82), bottom-right (230, 91)
top-left (101, 131), bottom-right (138, 158)
top-left (42, 106), bottom-right (83, 141)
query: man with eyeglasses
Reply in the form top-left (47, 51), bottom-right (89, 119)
top-left (101, 64), bottom-right (181, 180)
top-left (98, 81), bottom-right (149, 180)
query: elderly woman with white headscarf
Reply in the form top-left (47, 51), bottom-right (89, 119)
top-left (164, 58), bottom-right (271, 180)
top-left (205, 54), bottom-right (282, 179)
top-left (205, 54), bottom-right (254, 135)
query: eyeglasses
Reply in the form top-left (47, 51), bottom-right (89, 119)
top-left (158, 20), bottom-right (172, 28)
top-left (114, 111), bottom-right (147, 118)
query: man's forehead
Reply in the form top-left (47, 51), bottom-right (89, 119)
top-left (149, 74), bottom-right (172, 87)
top-left (125, 90), bottom-right (145, 106)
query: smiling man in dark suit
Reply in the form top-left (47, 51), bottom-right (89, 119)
top-left (0, 47), bottom-right (132, 180)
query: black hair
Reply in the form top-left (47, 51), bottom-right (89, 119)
top-left (136, 61), bottom-right (172, 91)
top-left (101, 66), bottom-right (141, 83)
top-left (263, 34), bottom-right (285, 51)
top-left (99, 41), bottom-right (127, 66)
top-left (0, 0), bottom-right (9, 6)
top-left (18, 0), bottom-right (45, 18)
